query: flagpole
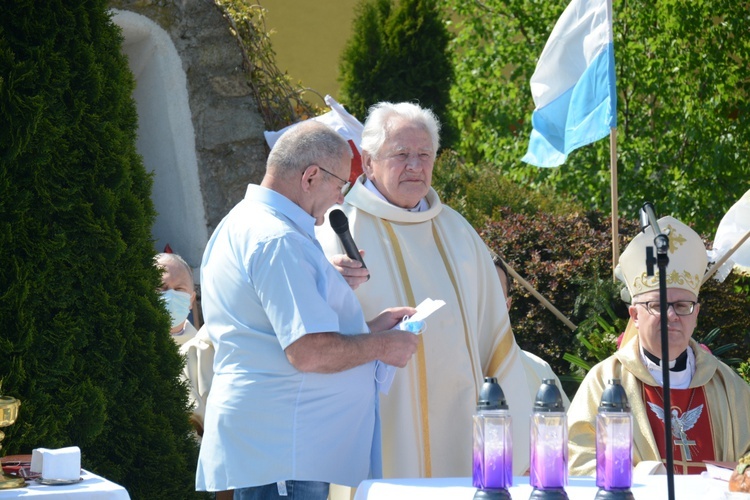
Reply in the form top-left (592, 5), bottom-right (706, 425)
top-left (503, 262), bottom-right (577, 331)
top-left (610, 127), bottom-right (619, 280)
top-left (702, 228), bottom-right (750, 285)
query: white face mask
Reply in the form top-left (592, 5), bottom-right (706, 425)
top-left (160, 289), bottom-right (192, 329)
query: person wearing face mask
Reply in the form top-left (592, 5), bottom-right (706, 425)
top-left (156, 252), bottom-right (198, 346)
top-left (156, 252), bottom-right (226, 497)
top-left (567, 216), bottom-right (750, 476)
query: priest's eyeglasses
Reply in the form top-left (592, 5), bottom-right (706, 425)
top-left (318, 166), bottom-right (351, 194)
top-left (633, 301), bottom-right (697, 316)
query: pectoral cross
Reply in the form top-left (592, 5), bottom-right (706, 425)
top-left (674, 430), bottom-right (696, 461)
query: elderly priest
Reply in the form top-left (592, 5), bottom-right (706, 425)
top-left (317, 102), bottom-right (567, 490)
top-left (567, 216), bottom-right (750, 476)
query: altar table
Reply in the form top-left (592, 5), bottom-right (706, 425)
top-left (0, 470), bottom-right (130, 499)
top-left (354, 474), bottom-right (739, 500)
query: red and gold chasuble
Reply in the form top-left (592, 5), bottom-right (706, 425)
top-left (643, 385), bottom-right (715, 474)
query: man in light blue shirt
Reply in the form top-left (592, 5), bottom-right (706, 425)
top-left (196, 121), bottom-right (419, 500)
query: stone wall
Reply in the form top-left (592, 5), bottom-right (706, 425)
top-left (109, 0), bottom-right (267, 236)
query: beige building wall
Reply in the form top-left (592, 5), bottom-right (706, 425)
top-left (262, 0), bottom-right (360, 109)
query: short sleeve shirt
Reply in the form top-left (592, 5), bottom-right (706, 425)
top-left (196, 184), bottom-right (379, 490)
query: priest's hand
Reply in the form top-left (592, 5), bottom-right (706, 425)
top-left (330, 252), bottom-right (370, 289)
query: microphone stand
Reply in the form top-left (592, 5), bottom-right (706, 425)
top-left (640, 202), bottom-right (675, 500)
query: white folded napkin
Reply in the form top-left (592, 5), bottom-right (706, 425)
top-left (30, 446), bottom-right (81, 480)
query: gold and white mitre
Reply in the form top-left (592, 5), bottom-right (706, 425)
top-left (616, 216), bottom-right (708, 300)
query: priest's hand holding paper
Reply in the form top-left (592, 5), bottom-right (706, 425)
top-left (330, 251), bottom-right (369, 290)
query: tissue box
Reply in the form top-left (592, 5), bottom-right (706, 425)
top-left (30, 446), bottom-right (81, 480)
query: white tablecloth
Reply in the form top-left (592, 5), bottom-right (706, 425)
top-left (354, 474), bottom-right (738, 500)
top-left (0, 470), bottom-right (130, 499)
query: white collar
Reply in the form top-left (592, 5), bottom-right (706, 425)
top-left (363, 178), bottom-right (429, 212)
top-left (640, 345), bottom-right (695, 389)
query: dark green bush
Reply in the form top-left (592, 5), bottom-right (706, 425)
top-left (696, 273), bottom-right (750, 358)
top-left (0, 2), bottom-right (203, 498)
top-left (339, 0), bottom-right (456, 146)
top-left (481, 210), bottom-right (638, 396)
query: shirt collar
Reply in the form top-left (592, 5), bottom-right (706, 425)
top-left (641, 347), bottom-right (689, 372)
top-left (245, 184), bottom-right (317, 240)
top-left (639, 344), bottom-right (695, 389)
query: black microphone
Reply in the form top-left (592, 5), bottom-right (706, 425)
top-left (640, 201), bottom-right (669, 256)
top-left (328, 209), bottom-right (369, 278)
top-left (639, 201), bottom-right (661, 235)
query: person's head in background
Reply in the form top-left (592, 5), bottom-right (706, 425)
top-left (360, 101), bottom-right (440, 209)
top-left (155, 252), bottom-right (196, 334)
top-left (490, 250), bottom-right (513, 312)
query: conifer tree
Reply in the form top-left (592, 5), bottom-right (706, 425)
top-left (0, 1), bottom-right (202, 497)
top-left (339, 0), bottom-right (455, 146)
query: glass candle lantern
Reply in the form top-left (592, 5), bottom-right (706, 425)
top-left (530, 379), bottom-right (568, 500)
top-left (595, 379), bottom-right (635, 500)
top-left (472, 377), bottom-right (512, 500)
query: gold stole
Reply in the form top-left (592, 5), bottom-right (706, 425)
top-left (381, 220), bottom-right (479, 477)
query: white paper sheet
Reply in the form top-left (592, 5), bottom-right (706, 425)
top-left (377, 298), bottom-right (445, 394)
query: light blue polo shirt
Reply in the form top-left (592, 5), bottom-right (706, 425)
top-left (196, 184), bottom-right (381, 491)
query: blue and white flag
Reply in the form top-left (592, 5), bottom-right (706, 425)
top-left (522, 0), bottom-right (617, 168)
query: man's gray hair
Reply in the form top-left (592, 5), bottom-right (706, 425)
top-left (360, 102), bottom-right (441, 158)
top-left (268, 121), bottom-right (351, 176)
top-left (155, 252), bottom-right (194, 286)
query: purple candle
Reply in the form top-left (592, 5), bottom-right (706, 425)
top-left (531, 440), bottom-right (566, 488)
top-left (473, 410), bottom-right (513, 489)
top-left (530, 415), bottom-right (568, 489)
top-left (596, 413), bottom-right (633, 489)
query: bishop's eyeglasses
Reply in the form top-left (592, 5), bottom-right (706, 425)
top-left (633, 300), bottom-right (697, 316)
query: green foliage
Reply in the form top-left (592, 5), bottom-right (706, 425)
top-left (734, 273), bottom-right (750, 297)
top-left (738, 360), bottom-right (750, 385)
top-left (0, 2), bottom-right (203, 498)
top-left (445, 0), bottom-right (750, 236)
top-left (694, 328), bottom-right (742, 367)
top-left (339, 0), bottom-right (456, 145)
top-left (339, 0), bottom-right (392, 119)
top-left (446, 0), bottom-right (550, 166)
top-left (695, 271), bottom-right (750, 364)
top-left (431, 150), bottom-right (585, 227)
top-left (563, 276), bottom-right (629, 384)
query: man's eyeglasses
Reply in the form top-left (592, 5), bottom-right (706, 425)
top-left (318, 166), bottom-right (351, 194)
top-left (633, 301), bottom-right (697, 316)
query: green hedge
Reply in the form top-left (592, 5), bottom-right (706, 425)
top-left (339, 0), bottom-right (456, 145)
top-left (0, 2), bottom-right (203, 498)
